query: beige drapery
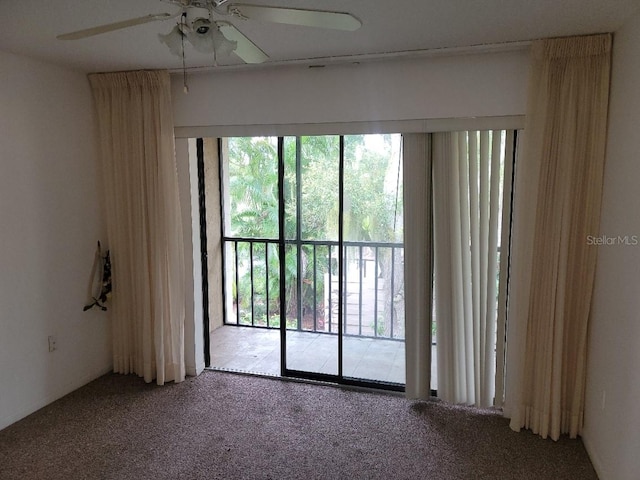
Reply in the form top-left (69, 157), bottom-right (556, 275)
top-left (89, 70), bottom-right (186, 385)
top-left (433, 131), bottom-right (513, 407)
top-left (402, 134), bottom-right (433, 399)
top-left (508, 35), bottom-right (611, 439)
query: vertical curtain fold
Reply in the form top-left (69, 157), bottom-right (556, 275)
top-left (402, 133), bottom-right (433, 399)
top-left (507, 34), bottom-right (611, 440)
top-left (89, 70), bottom-right (186, 385)
top-left (403, 131), bottom-right (510, 404)
top-left (433, 130), bottom-right (508, 407)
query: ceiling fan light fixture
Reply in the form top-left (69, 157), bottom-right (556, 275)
top-left (192, 18), bottom-right (211, 34)
top-left (58, 3), bottom-right (363, 67)
top-left (186, 21), bottom-right (237, 55)
top-left (212, 27), bottom-right (237, 56)
top-left (158, 25), bottom-right (185, 57)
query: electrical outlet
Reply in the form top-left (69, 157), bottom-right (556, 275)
top-left (48, 335), bottom-right (57, 352)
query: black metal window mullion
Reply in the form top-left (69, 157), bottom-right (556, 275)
top-left (217, 138), bottom-right (229, 330)
top-left (295, 137), bottom-right (303, 331)
top-left (337, 135), bottom-right (345, 379)
top-left (277, 137), bottom-right (287, 374)
top-left (196, 138), bottom-right (211, 367)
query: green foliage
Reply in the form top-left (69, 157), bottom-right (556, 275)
top-left (227, 137), bottom-right (279, 238)
top-left (372, 316), bottom-right (386, 336)
top-left (225, 134), bottom-right (403, 329)
top-left (343, 134), bottom-right (400, 243)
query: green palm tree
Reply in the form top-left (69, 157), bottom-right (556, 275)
top-left (226, 134), bottom-right (403, 332)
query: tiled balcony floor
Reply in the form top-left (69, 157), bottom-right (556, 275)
top-left (210, 325), bottom-right (440, 389)
top-left (210, 325), bottom-right (409, 385)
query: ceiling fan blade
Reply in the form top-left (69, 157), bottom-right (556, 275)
top-left (217, 21), bottom-right (268, 64)
top-left (57, 13), bottom-right (176, 40)
top-left (229, 4), bottom-right (362, 31)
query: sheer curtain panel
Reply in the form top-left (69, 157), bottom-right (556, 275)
top-left (507, 34), bottom-right (612, 440)
top-left (432, 131), bottom-right (512, 407)
top-left (89, 70), bottom-right (186, 385)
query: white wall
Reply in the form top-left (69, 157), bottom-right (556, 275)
top-left (583, 11), bottom-right (640, 480)
top-left (172, 49), bottom-right (529, 131)
top-left (0, 52), bottom-right (111, 430)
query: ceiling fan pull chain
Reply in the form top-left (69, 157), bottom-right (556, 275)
top-left (181, 11), bottom-right (189, 93)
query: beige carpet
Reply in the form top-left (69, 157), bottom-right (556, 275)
top-left (0, 371), bottom-right (597, 479)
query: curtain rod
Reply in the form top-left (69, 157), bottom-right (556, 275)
top-left (168, 40), bottom-right (532, 74)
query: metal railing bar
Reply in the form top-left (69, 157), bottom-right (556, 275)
top-left (313, 244), bottom-right (317, 332)
top-left (358, 245), bottom-right (363, 336)
top-left (374, 246), bottom-right (379, 338)
top-left (265, 242), bottom-right (270, 328)
top-left (390, 246), bottom-right (395, 339)
top-left (222, 238), bottom-right (405, 340)
top-left (289, 239), bottom-right (402, 248)
top-left (223, 236), bottom-right (279, 244)
top-left (296, 244), bottom-right (302, 331)
top-left (275, 328), bottom-right (405, 341)
top-left (224, 236), bottom-right (402, 249)
top-left (234, 240), bottom-right (240, 325)
top-left (328, 245), bottom-right (332, 333)
top-left (342, 244), bottom-right (347, 335)
top-left (250, 241), bottom-right (255, 326)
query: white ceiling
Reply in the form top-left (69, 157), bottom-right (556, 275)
top-left (1, 0), bottom-right (638, 73)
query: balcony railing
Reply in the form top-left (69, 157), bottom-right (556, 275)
top-left (223, 237), bottom-right (405, 341)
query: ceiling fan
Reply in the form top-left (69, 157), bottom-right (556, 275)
top-left (57, 0), bottom-right (362, 65)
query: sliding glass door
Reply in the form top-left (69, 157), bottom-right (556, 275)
top-left (281, 136), bottom-right (340, 376)
top-left (280, 134), bottom-right (404, 385)
top-left (341, 135), bottom-right (405, 384)
top-left (213, 133), bottom-right (405, 388)
top-left (202, 129), bottom-right (515, 397)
